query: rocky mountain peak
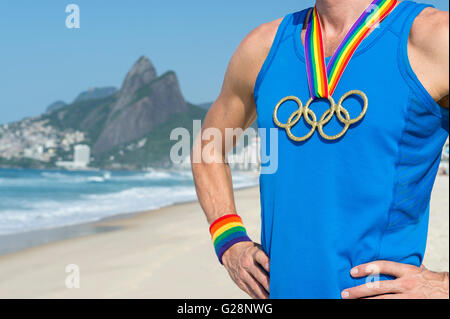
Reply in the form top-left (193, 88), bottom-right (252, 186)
top-left (11, 55), bottom-right (206, 169)
top-left (92, 57), bottom-right (188, 155)
top-left (111, 56), bottom-right (158, 113)
top-left (121, 56), bottom-right (157, 94)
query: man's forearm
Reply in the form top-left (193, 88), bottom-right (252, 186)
top-left (191, 153), bottom-right (237, 224)
top-left (192, 152), bottom-right (270, 299)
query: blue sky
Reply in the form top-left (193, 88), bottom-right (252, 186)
top-left (0, 0), bottom-right (448, 124)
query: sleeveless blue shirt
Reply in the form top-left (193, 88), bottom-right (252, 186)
top-left (254, 1), bottom-right (449, 299)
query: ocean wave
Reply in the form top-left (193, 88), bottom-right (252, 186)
top-left (40, 172), bottom-right (67, 179)
top-left (0, 171), bottom-right (113, 186)
top-left (87, 176), bottom-right (105, 183)
top-left (0, 169), bottom-right (194, 186)
top-left (112, 170), bottom-right (193, 182)
top-left (0, 185), bottom-right (197, 235)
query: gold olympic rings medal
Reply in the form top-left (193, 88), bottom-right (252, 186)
top-left (272, 90), bottom-right (368, 141)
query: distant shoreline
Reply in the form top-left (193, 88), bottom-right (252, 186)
top-left (0, 163), bottom-right (171, 172)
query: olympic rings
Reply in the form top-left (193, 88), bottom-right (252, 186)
top-left (272, 90), bottom-right (368, 141)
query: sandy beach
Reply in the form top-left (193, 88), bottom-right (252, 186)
top-left (0, 175), bottom-right (448, 299)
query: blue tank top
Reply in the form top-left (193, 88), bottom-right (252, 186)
top-left (254, 1), bottom-right (449, 299)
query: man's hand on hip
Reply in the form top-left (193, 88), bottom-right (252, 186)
top-left (342, 260), bottom-right (449, 299)
top-left (222, 241), bottom-right (270, 299)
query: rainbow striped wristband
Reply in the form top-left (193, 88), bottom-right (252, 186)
top-left (209, 214), bottom-right (252, 264)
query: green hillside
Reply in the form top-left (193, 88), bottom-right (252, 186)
top-left (42, 94), bottom-right (117, 146)
top-left (93, 103), bottom-right (206, 169)
top-left (42, 96), bottom-right (206, 169)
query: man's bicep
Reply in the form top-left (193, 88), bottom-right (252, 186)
top-left (204, 93), bottom-right (255, 133)
top-left (201, 90), bottom-right (256, 160)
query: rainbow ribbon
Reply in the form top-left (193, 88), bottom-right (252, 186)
top-left (305, 0), bottom-right (398, 98)
top-left (209, 214), bottom-right (252, 264)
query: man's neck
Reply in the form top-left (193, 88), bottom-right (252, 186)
top-left (315, 0), bottom-right (375, 36)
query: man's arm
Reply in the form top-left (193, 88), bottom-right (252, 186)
top-left (408, 8), bottom-right (449, 108)
top-left (191, 19), bottom-right (281, 299)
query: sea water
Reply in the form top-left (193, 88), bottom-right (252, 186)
top-left (0, 168), bottom-right (258, 235)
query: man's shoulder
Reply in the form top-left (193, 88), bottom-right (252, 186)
top-left (410, 7), bottom-right (448, 54)
top-left (238, 17), bottom-right (285, 62)
top-left (225, 17), bottom-right (285, 91)
top-left (408, 7), bottom-right (449, 105)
